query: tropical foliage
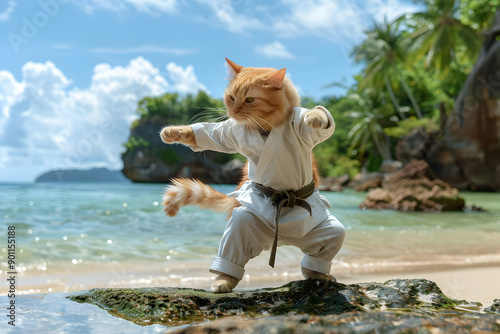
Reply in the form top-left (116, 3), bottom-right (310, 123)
top-left (135, 91), bottom-right (225, 126)
top-left (125, 1), bottom-right (498, 179)
top-left (335, 0), bottom-right (498, 173)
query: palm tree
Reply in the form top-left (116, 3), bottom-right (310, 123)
top-left (347, 91), bottom-right (393, 161)
top-left (401, 0), bottom-right (484, 129)
top-left (404, 0), bottom-right (482, 77)
top-left (459, 0), bottom-right (500, 32)
top-left (352, 19), bottom-right (423, 119)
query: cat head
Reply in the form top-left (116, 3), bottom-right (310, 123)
top-left (223, 58), bottom-right (300, 133)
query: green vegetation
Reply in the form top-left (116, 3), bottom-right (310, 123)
top-left (136, 91), bottom-right (225, 125)
top-left (319, 0), bottom-right (498, 175)
top-left (156, 148), bottom-right (181, 166)
top-left (123, 135), bottom-right (150, 151)
top-left (125, 1), bottom-right (498, 177)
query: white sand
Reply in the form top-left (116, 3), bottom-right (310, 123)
top-left (341, 266), bottom-right (500, 307)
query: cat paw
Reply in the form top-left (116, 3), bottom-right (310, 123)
top-left (211, 274), bottom-right (239, 293)
top-left (160, 126), bottom-right (191, 144)
top-left (304, 109), bottom-right (328, 129)
top-left (301, 267), bottom-right (337, 282)
top-left (211, 280), bottom-right (233, 293)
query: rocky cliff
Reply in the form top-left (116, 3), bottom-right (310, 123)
top-left (121, 117), bottom-right (243, 184)
top-left (397, 15), bottom-right (500, 192)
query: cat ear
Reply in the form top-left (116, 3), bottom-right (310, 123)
top-left (264, 68), bottom-right (287, 88)
top-left (225, 58), bottom-right (243, 79)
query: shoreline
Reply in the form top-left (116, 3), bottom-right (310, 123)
top-left (5, 260), bottom-right (500, 307)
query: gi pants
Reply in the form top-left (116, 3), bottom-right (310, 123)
top-left (209, 205), bottom-right (346, 280)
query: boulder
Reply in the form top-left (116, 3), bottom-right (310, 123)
top-left (347, 172), bottom-right (384, 191)
top-left (485, 299), bottom-right (500, 313)
top-left (166, 312), bottom-right (500, 334)
top-left (380, 159), bottom-right (403, 173)
top-left (219, 159), bottom-right (245, 184)
top-left (395, 127), bottom-right (440, 163)
top-left (360, 160), bottom-right (466, 211)
top-left (68, 278), bottom-right (500, 332)
top-left (319, 174), bottom-right (349, 192)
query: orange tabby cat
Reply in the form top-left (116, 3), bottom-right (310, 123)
top-left (161, 59), bottom-right (345, 293)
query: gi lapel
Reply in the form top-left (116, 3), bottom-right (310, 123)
top-left (252, 123), bottom-right (286, 185)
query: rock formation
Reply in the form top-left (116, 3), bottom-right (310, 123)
top-left (121, 118), bottom-right (243, 184)
top-left (398, 14), bottom-right (500, 191)
top-left (360, 160), bottom-right (465, 211)
top-left (347, 172), bottom-right (384, 192)
top-left (319, 174), bottom-right (350, 192)
top-left (68, 278), bottom-right (500, 333)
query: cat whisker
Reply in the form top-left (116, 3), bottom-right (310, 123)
top-left (256, 116), bottom-right (275, 132)
top-left (247, 116), bottom-right (271, 135)
top-left (190, 110), bottom-right (227, 123)
top-left (194, 115), bottom-right (228, 124)
top-left (191, 110), bottom-right (228, 124)
top-left (244, 116), bottom-right (261, 133)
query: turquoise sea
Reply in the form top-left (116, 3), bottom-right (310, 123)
top-left (1, 182), bottom-right (500, 297)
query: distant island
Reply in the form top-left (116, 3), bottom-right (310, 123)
top-left (35, 168), bottom-right (130, 183)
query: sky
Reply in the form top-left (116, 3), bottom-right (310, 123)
top-left (0, 0), bottom-right (418, 182)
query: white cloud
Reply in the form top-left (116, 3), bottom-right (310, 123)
top-left (192, 0), bottom-right (418, 50)
top-left (256, 41), bottom-right (294, 59)
top-left (166, 62), bottom-right (209, 94)
top-left (72, 0), bottom-right (417, 45)
top-left (0, 58), bottom-right (208, 181)
top-left (125, 0), bottom-right (178, 14)
top-left (0, 70), bottom-right (23, 115)
top-left (365, 0), bottom-right (419, 23)
top-left (0, 0), bottom-right (16, 22)
top-left (195, 0), bottom-right (264, 33)
top-left (278, 0), bottom-right (418, 41)
top-left (269, 0), bottom-right (419, 60)
top-left (0, 70), bottom-right (22, 139)
top-left (91, 45), bottom-right (196, 56)
top-left (77, 0), bottom-right (178, 15)
top-left (274, 0), bottom-right (364, 43)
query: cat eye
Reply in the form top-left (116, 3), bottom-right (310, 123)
top-left (245, 97), bottom-right (255, 103)
top-left (228, 95), bottom-right (235, 102)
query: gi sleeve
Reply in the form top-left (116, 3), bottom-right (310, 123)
top-left (296, 106), bottom-right (335, 147)
top-left (189, 120), bottom-right (240, 154)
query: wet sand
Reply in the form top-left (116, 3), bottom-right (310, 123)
top-left (9, 257), bottom-right (500, 308)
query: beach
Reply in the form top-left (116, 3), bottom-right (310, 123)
top-left (10, 253), bottom-right (500, 308)
top-left (2, 182), bottom-right (500, 308)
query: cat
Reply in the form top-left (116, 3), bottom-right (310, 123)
top-left (161, 58), bottom-right (345, 293)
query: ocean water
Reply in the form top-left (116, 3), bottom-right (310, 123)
top-left (1, 182), bottom-right (500, 294)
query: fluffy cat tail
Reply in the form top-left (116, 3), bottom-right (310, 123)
top-left (162, 178), bottom-right (240, 217)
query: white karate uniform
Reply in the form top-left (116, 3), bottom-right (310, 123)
top-left (190, 106), bottom-right (346, 280)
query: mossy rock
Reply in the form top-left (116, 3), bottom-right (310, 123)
top-left (68, 278), bottom-right (488, 327)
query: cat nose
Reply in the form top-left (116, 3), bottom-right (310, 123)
top-left (233, 106), bottom-right (241, 114)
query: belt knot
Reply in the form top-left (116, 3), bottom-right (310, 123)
top-left (271, 191), bottom-right (296, 208)
top-left (254, 180), bottom-right (315, 268)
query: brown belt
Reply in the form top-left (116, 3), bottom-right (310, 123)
top-left (254, 180), bottom-right (315, 268)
